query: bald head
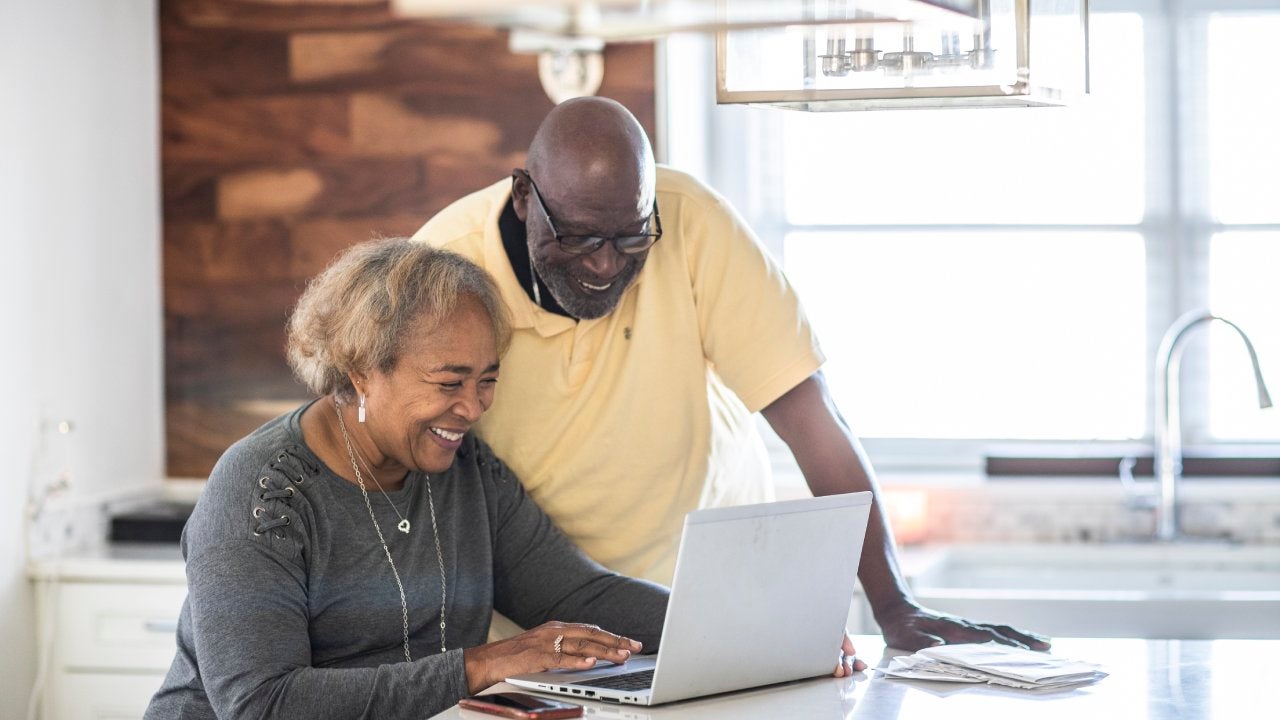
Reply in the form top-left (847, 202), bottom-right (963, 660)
top-left (526, 97), bottom-right (656, 217)
top-left (514, 98), bottom-right (660, 320)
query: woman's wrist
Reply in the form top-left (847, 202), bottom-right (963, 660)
top-left (462, 646), bottom-right (491, 694)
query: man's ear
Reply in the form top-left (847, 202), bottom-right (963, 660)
top-left (510, 170), bottom-right (530, 223)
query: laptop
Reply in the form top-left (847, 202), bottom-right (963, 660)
top-left (506, 491), bottom-right (873, 706)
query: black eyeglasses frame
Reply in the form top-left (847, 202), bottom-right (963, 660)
top-left (519, 170), bottom-right (662, 256)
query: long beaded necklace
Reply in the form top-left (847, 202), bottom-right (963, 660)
top-left (334, 403), bottom-right (449, 660)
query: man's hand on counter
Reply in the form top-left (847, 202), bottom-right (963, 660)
top-left (877, 602), bottom-right (1052, 652)
top-left (833, 633), bottom-right (868, 677)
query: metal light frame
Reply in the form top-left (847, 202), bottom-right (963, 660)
top-left (716, 0), bottom-right (1089, 110)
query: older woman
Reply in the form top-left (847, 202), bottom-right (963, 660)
top-left (145, 239), bottom-right (668, 719)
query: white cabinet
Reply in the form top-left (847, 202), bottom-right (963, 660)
top-left (31, 550), bottom-right (186, 720)
top-left (45, 673), bottom-right (181, 720)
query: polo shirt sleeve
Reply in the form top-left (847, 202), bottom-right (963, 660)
top-left (681, 182), bottom-right (825, 414)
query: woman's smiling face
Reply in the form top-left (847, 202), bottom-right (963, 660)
top-left (356, 294), bottom-right (500, 475)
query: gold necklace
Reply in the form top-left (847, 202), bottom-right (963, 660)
top-left (334, 402), bottom-right (449, 659)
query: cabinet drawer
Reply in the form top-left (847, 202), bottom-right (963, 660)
top-left (48, 671), bottom-right (167, 720)
top-left (54, 582), bottom-right (187, 672)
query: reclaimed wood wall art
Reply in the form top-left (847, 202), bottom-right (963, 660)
top-left (162, 0), bottom-right (656, 476)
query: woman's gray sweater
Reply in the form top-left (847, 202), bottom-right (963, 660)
top-left (145, 403), bottom-right (668, 719)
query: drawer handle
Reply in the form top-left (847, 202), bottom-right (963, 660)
top-left (143, 619), bottom-right (179, 634)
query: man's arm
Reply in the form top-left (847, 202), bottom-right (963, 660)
top-left (760, 371), bottom-right (1050, 652)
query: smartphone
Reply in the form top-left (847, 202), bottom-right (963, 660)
top-left (457, 692), bottom-right (584, 719)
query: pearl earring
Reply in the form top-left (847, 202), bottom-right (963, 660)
top-left (358, 394), bottom-right (367, 423)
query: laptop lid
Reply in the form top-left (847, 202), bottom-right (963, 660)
top-left (507, 492), bottom-right (872, 706)
top-left (646, 491), bottom-right (871, 704)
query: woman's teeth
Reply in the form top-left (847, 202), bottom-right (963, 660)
top-left (430, 427), bottom-right (463, 441)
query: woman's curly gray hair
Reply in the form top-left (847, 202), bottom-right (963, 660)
top-left (287, 238), bottom-right (511, 398)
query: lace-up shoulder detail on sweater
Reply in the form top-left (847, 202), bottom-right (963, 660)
top-left (247, 444), bottom-right (318, 559)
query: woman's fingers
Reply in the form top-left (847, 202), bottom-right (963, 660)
top-left (564, 635), bottom-right (634, 663)
top-left (465, 622), bottom-right (644, 692)
top-left (567, 623), bottom-right (644, 651)
top-left (552, 651), bottom-right (600, 669)
top-left (536, 623), bottom-right (641, 667)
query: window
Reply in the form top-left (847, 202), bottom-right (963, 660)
top-left (781, 12), bottom-right (1146, 227)
top-left (1207, 14), bottom-right (1280, 225)
top-left (1204, 13), bottom-right (1280, 442)
top-left (1209, 232), bottom-right (1280, 440)
top-left (664, 0), bottom-right (1280, 471)
top-left (785, 230), bottom-right (1147, 441)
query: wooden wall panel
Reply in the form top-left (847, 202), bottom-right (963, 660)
top-left (163, 0), bottom-right (657, 476)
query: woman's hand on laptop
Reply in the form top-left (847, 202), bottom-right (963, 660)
top-left (877, 602), bottom-right (1051, 652)
top-left (833, 633), bottom-right (867, 677)
top-left (462, 621), bottom-right (644, 694)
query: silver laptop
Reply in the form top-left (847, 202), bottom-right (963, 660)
top-left (506, 491), bottom-right (872, 706)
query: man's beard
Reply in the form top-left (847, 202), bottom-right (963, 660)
top-left (531, 251), bottom-right (643, 320)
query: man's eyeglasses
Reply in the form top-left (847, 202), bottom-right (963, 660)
top-left (520, 170), bottom-right (662, 256)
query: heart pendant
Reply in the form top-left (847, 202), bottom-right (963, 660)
top-left (397, 519), bottom-right (411, 534)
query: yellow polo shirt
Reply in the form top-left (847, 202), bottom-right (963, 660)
top-left (412, 166), bottom-right (824, 584)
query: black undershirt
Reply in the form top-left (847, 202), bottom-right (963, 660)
top-left (498, 197), bottom-right (571, 318)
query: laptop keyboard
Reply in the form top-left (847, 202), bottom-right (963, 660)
top-left (572, 668), bottom-right (655, 691)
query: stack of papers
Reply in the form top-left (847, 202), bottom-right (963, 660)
top-left (878, 641), bottom-right (1107, 691)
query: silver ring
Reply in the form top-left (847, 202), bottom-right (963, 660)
top-left (553, 634), bottom-right (564, 654)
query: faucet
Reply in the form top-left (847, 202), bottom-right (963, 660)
top-left (1154, 310), bottom-right (1273, 542)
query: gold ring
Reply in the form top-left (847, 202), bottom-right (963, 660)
top-left (553, 634), bottom-right (564, 654)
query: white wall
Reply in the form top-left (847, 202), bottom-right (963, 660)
top-left (0, 1), bottom-right (162, 716)
top-left (659, 33), bottom-right (788, 259)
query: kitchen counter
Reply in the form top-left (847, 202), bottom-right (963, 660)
top-left (27, 542), bottom-right (184, 583)
top-left (25, 544), bottom-right (1274, 718)
top-left (432, 635), bottom-right (1269, 719)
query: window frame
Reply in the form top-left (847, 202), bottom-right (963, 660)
top-left (659, 0), bottom-right (1280, 476)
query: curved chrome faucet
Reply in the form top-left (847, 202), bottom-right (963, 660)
top-left (1154, 310), bottom-right (1273, 542)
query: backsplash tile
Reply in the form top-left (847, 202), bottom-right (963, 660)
top-left (905, 483), bottom-right (1280, 545)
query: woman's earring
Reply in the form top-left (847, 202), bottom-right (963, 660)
top-left (358, 394), bottom-right (367, 423)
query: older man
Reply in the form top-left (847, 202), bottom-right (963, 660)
top-left (413, 97), bottom-right (1047, 652)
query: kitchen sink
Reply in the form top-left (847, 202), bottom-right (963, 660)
top-left (906, 543), bottom-right (1280, 639)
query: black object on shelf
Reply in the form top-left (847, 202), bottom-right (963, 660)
top-left (109, 501), bottom-right (195, 544)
